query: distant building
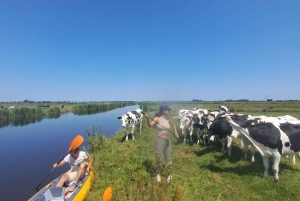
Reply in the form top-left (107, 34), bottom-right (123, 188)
top-left (267, 99), bottom-right (273, 102)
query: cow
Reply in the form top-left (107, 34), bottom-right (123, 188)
top-left (179, 108), bottom-right (208, 145)
top-left (8, 106), bottom-right (15, 109)
top-left (190, 108), bottom-right (208, 145)
top-left (243, 115), bottom-right (300, 164)
top-left (202, 111), bottom-right (219, 145)
top-left (227, 116), bottom-right (300, 181)
top-left (179, 111), bottom-right (193, 144)
top-left (206, 106), bottom-right (242, 157)
top-left (0, 106), bottom-right (3, 109)
top-left (118, 109), bottom-right (144, 141)
top-left (60, 104), bottom-right (65, 109)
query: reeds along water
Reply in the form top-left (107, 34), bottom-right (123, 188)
top-left (73, 102), bottom-right (135, 115)
top-left (0, 107), bottom-right (59, 128)
top-left (0, 102), bottom-right (137, 128)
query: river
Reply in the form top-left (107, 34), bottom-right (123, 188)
top-left (0, 105), bottom-right (140, 201)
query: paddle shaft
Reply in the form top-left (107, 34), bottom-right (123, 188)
top-left (35, 155), bottom-right (65, 191)
top-left (141, 112), bottom-right (176, 135)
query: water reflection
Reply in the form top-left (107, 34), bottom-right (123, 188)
top-left (0, 105), bottom-right (140, 201)
top-left (0, 102), bottom-right (135, 128)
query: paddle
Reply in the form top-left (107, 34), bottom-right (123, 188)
top-left (102, 187), bottom-right (113, 201)
top-left (141, 111), bottom-right (176, 135)
top-left (35, 155), bottom-right (65, 191)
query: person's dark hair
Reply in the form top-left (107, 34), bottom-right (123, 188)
top-left (155, 105), bottom-right (172, 117)
top-left (70, 147), bottom-right (79, 153)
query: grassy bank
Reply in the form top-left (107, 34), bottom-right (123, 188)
top-left (86, 103), bottom-right (300, 201)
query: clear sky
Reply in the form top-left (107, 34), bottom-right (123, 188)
top-left (1, 1), bottom-right (299, 102)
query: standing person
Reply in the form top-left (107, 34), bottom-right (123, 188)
top-left (53, 135), bottom-right (93, 191)
top-left (145, 105), bottom-right (179, 183)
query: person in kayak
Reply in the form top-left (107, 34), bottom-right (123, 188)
top-left (145, 105), bottom-right (179, 183)
top-left (53, 135), bottom-right (93, 191)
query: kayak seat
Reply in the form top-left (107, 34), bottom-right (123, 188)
top-left (40, 187), bottom-right (66, 201)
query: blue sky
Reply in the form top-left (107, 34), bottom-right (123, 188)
top-left (1, 1), bottom-right (299, 102)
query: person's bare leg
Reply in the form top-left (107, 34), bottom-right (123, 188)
top-left (74, 163), bottom-right (87, 183)
top-left (56, 173), bottom-right (70, 187)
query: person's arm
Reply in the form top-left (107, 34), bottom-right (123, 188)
top-left (169, 119), bottom-right (179, 138)
top-left (85, 155), bottom-right (93, 175)
top-left (53, 159), bottom-right (66, 168)
top-left (145, 114), bottom-right (158, 127)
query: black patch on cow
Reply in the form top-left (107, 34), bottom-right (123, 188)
top-left (285, 142), bottom-right (290, 147)
top-left (131, 111), bottom-right (142, 119)
top-left (230, 114), bottom-right (250, 128)
top-left (279, 123), bottom-right (300, 152)
top-left (248, 123), bottom-right (283, 154)
top-left (209, 114), bottom-right (233, 140)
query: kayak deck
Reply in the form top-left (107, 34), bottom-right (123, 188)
top-left (29, 168), bottom-right (94, 201)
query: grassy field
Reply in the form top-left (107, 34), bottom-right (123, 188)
top-left (86, 102), bottom-right (300, 201)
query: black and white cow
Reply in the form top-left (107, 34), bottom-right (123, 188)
top-left (207, 106), bottom-right (243, 157)
top-left (60, 104), bottom-right (64, 109)
top-left (179, 108), bottom-right (208, 145)
top-left (227, 116), bottom-right (300, 181)
top-left (178, 109), bottom-right (190, 122)
top-left (190, 108), bottom-right (208, 145)
top-left (202, 111), bottom-right (219, 145)
top-left (179, 111), bottom-right (193, 143)
top-left (118, 109), bottom-right (143, 141)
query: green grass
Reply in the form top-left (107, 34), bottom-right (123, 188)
top-left (86, 103), bottom-right (300, 201)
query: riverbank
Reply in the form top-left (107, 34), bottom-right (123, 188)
top-left (86, 103), bottom-right (300, 201)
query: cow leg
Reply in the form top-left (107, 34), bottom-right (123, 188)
top-left (292, 155), bottom-right (295, 164)
top-left (221, 138), bottom-right (226, 152)
top-left (242, 137), bottom-right (255, 163)
top-left (240, 136), bottom-right (248, 159)
top-left (125, 127), bottom-right (129, 141)
top-left (196, 128), bottom-right (200, 145)
top-left (139, 118), bottom-right (143, 134)
top-left (203, 133), bottom-right (207, 146)
top-left (272, 153), bottom-right (281, 182)
top-left (131, 125), bottom-right (135, 140)
top-left (189, 127), bottom-right (193, 144)
top-left (262, 157), bottom-right (269, 178)
top-left (227, 136), bottom-right (232, 158)
top-left (250, 144), bottom-right (255, 163)
top-left (182, 128), bottom-right (187, 144)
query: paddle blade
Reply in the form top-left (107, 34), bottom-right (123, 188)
top-left (102, 187), bottom-right (113, 201)
top-left (68, 135), bottom-right (84, 152)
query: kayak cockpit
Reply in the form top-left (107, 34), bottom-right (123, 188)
top-left (40, 187), bottom-right (66, 201)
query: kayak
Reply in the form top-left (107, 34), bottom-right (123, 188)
top-left (28, 166), bottom-right (94, 201)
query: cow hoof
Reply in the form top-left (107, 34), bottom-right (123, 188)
top-left (274, 179), bottom-right (279, 182)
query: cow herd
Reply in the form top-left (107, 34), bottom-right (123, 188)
top-left (118, 106), bottom-right (300, 182)
top-left (177, 105), bottom-right (300, 181)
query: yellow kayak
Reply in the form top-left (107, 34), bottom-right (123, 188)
top-left (28, 166), bottom-right (94, 201)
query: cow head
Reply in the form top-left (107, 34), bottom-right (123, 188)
top-left (219, 106), bottom-right (229, 114)
top-left (179, 116), bottom-right (192, 129)
top-left (118, 114), bottom-right (133, 127)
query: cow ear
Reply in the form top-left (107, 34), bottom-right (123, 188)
top-left (118, 117), bottom-right (122, 119)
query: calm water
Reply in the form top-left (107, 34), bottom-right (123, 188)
top-left (0, 105), bottom-right (140, 201)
